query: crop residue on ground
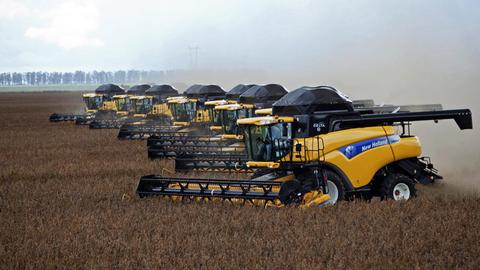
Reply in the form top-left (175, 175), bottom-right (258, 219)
top-left (0, 92), bottom-right (479, 269)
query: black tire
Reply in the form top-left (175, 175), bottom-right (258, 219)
top-left (296, 169), bottom-right (345, 204)
top-left (379, 173), bottom-right (416, 201)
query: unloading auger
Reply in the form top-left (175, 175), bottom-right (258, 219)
top-left (136, 86), bottom-right (472, 207)
top-left (117, 84), bottom-right (226, 140)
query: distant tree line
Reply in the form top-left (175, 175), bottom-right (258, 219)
top-left (0, 70), bottom-right (176, 86)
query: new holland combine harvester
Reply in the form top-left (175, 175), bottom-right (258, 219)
top-left (147, 84), bottom-right (289, 167)
top-left (117, 84), bottom-right (226, 139)
top-left (89, 84), bottom-right (178, 129)
top-left (136, 86), bottom-right (472, 207)
top-left (49, 83), bottom-right (125, 124)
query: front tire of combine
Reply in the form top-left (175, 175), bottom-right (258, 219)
top-left (380, 173), bottom-right (416, 201)
top-left (323, 170), bottom-right (345, 205)
top-left (297, 169), bottom-right (345, 205)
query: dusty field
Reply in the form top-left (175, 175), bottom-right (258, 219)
top-left (0, 92), bottom-right (479, 269)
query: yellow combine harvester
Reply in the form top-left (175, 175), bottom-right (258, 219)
top-left (137, 86), bottom-right (472, 207)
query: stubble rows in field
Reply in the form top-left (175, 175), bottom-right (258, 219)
top-left (0, 92), bottom-right (479, 269)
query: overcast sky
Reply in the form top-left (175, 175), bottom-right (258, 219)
top-left (1, 0), bottom-right (479, 73)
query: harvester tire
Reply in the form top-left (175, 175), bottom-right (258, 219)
top-left (323, 170), bottom-right (345, 204)
top-left (296, 169), bottom-right (345, 204)
top-left (379, 173), bottom-right (416, 201)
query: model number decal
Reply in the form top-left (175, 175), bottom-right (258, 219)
top-left (339, 135), bottom-right (400, 159)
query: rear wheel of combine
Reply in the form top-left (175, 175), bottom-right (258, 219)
top-left (380, 173), bottom-right (416, 201)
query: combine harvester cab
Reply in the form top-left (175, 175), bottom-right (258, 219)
top-left (117, 85), bottom-right (180, 139)
top-left (118, 84), bottom-right (227, 140)
top-left (137, 85), bottom-right (472, 207)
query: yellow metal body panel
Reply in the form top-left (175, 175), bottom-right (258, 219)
top-left (255, 108), bottom-right (273, 115)
top-left (130, 95), bottom-right (154, 100)
top-left (134, 113), bottom-right (147, 118)
top-left (167, 96), bottom-right (191, 104)
top-left (301, 192), bottom-right (331, 208)
top-left (82, 93), bottom-right (103, 98)
top-left (247, 161), bottom-right (281, 169)
top-left (101, 101), bottom-right (117, 111)
top-left (237, 116), bottom-right (295, 126)
top-left (173, 121), bottom-right (189, 126)
top-left (194, 109), bottom-right (210, 123)
top-left (152, 103), bottom-right (172, 117)
top-left (86, 109), bottom-right (97, 113)
top-left (390, 136), bottom-right (422, 160)
top-left (210, 126), bottom-right (222, 131)
top-left (221, 134), bottom-right (243, 140)
top-left (116, 111), bottom-right (129, 116)
top-left (205, 100), bottom-right (228, 106)
top-left (215, 103), bottom-right (255, 111)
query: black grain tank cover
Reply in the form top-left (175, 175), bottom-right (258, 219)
top-left (239, 84), bottom-right (287, 108)
top-left (95, 84), bottom-right (125, 98)
top-left (272, 86), bottom-right (354, 116)
top-left (127, 84), bottom-right (151, 95)
top-left (225, 84), bottom-right (257, 100)
top-left (145, 85), bottom-right (179, 98)
top-left (183, 84), bottom-right (203, 94)
top-left (184, 84), bottom-right (225, 99)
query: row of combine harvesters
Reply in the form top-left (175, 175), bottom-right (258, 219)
top-left (50, 83), bottom-right (472, 207)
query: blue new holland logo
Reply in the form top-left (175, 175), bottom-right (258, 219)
top-left (339, 135), bottom-right (400, 159)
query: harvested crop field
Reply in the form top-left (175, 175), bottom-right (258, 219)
top-left (0, 91), bottom-right (479, 269)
